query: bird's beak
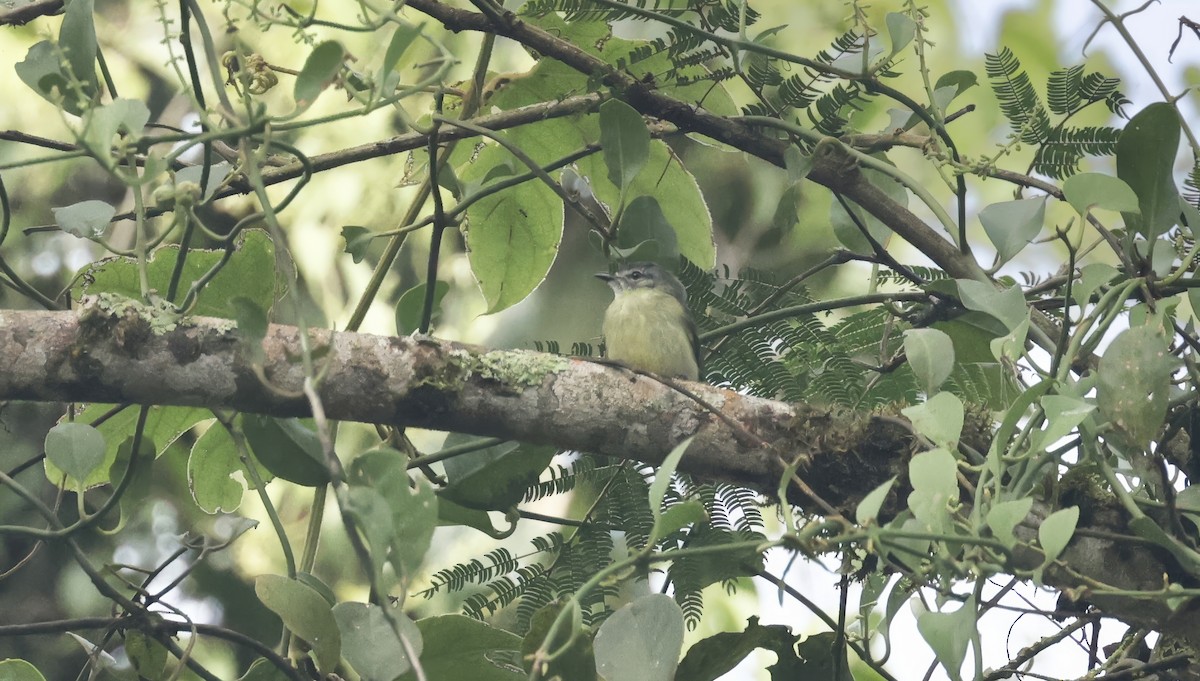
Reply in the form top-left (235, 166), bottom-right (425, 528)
top-left (594, 272), bottom-right (614, 282)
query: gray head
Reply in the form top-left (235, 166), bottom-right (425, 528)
top-left (595, 261), bottom-right (688, 307)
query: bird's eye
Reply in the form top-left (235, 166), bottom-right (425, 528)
top-left (628, 271), bottom-right (643, 280)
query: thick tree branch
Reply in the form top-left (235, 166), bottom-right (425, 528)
top-left (2, 304), bottom-right (1199, 647)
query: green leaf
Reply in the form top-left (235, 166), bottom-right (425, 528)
top-left (521, 602), bottom-right (597, 680)
top-left (255, 575), bottom-right (341, 674)
top-left (831, 166), bottom-right (904, 254)
top-left (907, 448), bottom-right (958, 532)
top-left (648, 437), bottom-right (694, 543)
top-left (461, 143), bottom-right (562, 313)
top-left (1062, 172), bottom-right (1140, 215)
top-left (1117, 103), bottom-right (1182, 241)
top-left (903, 328), bottom-right (955, 395)
top-left (599, 99), bottom-right (650, 195)
top-left (43, 422), bottom-right (106, 485)
top-left (174, 161), bottom-right (231, 201)
top-left (58, 0), bottom-right (98, 96)
top-left (902, 392), bottom-right (964, 451)
top-left (784, 145), bottom-right (813, 183)
top-left (395, 281), bottom-right (450, 335)
top-left (294, 41), bottom-right (346, 110)
top-left (594, 594), bottom-right (684, 681)
top-left (341, 225), bottom-right (373, 264)
top-left (614, 195), bottom-right (678, 263)
top-left (45, 405), bottom-right (206, 490)
top-left (241, 415), bottom-right (330, 487)
top-left (885, 12), bottom-right (916, 55)
top-left (916, 597), bottom-right (976, 681)
top-left (380, 21), bottom-right (423, 91)
top-left (1031, 395), bottom-right (1095, 452)
top-left (956, 280), bottom-right (1027, 332)
top-left (124, 631), bottom-right (168, 679)
top-left (677, 619), bottom-right (801, 681)
top-left (188, 421), bottom-right (255, 513)
top-left (84, 98), bottom-right (150, 160)
top-left (348, 448), bottom-right (438, 578)
top-left (52, 200), bottom-right (115, 239)
top-left (398, 615), bottom-right (522, 681)
top-left (231, 296), bottom-right (268, 363)
top-left (1073, 263), bottom-right (1117, 306)
top-left (73, 229), bottom-right (279, 318)
top-left (855, 476), bottom-right (896, 525)
top-left (333, 601), bottom-right (422, 680)
top-left (1038, 506), bottom-right (1079, 566)
top-left (0, 659), bottom-right (47, 681)
top-left (986, 497), bottom-right (1033, 548)
top-left (979, 197), bottom-right (1046, 265)
top-left (438, 436), bottom-right (554, 511)
top-left (1097, 325), bottom-right (1176, 449)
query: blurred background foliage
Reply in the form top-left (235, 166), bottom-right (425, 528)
top-left (0, 0), bottom-right (1194, 678)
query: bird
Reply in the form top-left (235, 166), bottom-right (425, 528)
top-left (595, 261), bottom-right (702, 381)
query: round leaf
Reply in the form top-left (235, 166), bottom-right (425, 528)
top-left (44, 422), bottom-right (106, 485)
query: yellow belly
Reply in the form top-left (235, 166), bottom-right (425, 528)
top-left (602, 289), bottom-right (699, 380)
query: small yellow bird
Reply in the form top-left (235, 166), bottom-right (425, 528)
top-left (596, 262), bottom-right (702, 381)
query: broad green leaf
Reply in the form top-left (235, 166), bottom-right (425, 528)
top-left (124, 631), bottom-right (167, 679)
top-left (656, 500), bottom-right (707, 539)
top-left (343, 485), bottom-right (395, 585)
top-left (395, 281), bottom-right (450, 335)
top-left (438, 436), bottom-right (554, 511)
top-left (241, 415), bottom-right (330, 487)
top-left (784, 145), bottom-right (813, 183)
top-left (349, 448), bottom-right (437, 578)
top-left (1031, 395), bottom-right (1095, 452)
top-left (255, 575), bottom-right (341, 674)
top-left (231, 295), bottom-right (268, 364)
top-left (957, 280), bottom-right (1027, 332)
top-left (380, 21), bottom-right (423, 92)
top-left (907, 448), bottom-right (958, 532)
top-left (1096, 325), bottom-right (1176, 449)
top-left (17, 0), bottom-right (99, 114)
top-left (902, 392), bottom-right (964, 450)
top-left (614, 195), bottom-right (678, 262)
top-left (648, 437), bottom-right (694, 542)
top-left (72, 229), bottom-right (279, 317)
top-left (1073, 263), bottom-right (1117, 307)
top-left (83, 98), bottom-right (150, 162)
top-left (341, 225), bottom-right (373, 263)
top-left (52, 200), bottom-right (115, 239)
top-left (986, 497), bottom-right (1033, 548)
top-left (855, 476), bottom-right (896, 525)
top-left (58, 0), bottom-right (98, 96)
top-left (599, 99), bottom-right (650, 195)
top-left (398, 615), bottom-right (522, 681)
top-left (521, 602), bottom-right (597, 681)
top-left (461, 143), bottom-right (562, 313)
top-left (979, 197), bottom-right (1045, 265)
top-left (676, 618), bottom-right (802, 681)
top-left (44, 423), bottom-right (106, 484)
top-left (45, 405), bottom-right (206, 490)
top-left (594, 594), bottom-right (684, 681)
top-left (188, 421), bottom-right (256, 513)
top-left (333, 602), bottom-right (422, 680)
top-left (1062, 172), bottom-right (1140, 215)
top-left (174, 161), bottom-right (231, 201)
top-left (885, 12), bottom-right (916, 55)
top-left (0, 659), bottom-right (47, 681)
top-left (1038, 506), bottom-right (1079, 566)
top-left (386, 474), bottom-right (437, 578)
top-left (1117, 103), bottom-right (1182, 241)
top-left (295, 41), bottom-right (346, 109)
top-left (831, 166), bottom-right (905, 254)
top-left (903, 328), bottom-right (955, 395)
top-left (915, 596), bottom-right (976, 681)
